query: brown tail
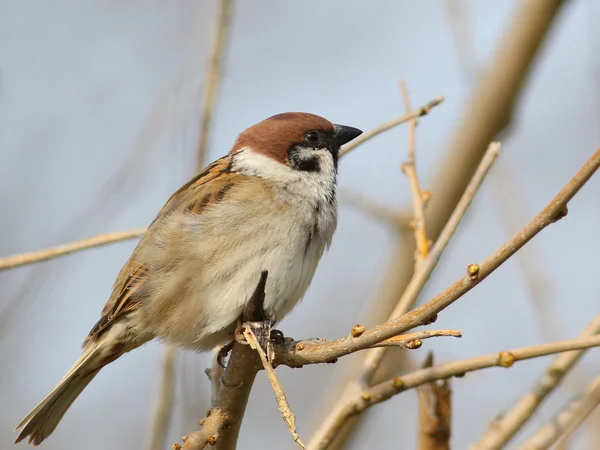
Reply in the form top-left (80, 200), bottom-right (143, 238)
top-left (15, 347), bottom-right (107, 445)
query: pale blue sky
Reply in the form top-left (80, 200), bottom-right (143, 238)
top-left (1, 1), bottom-right (600, 448)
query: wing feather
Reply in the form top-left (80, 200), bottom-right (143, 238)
top-left (84, 154), bottom-right (242, 343)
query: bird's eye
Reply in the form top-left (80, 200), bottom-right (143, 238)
top-left (305, 131), bottom-right (320, 143)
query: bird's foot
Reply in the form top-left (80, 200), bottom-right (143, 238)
top-left (217, 340), bottom-right (234, 368)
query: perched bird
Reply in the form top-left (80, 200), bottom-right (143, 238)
top-left (15, 112), bottom-right (362, 445)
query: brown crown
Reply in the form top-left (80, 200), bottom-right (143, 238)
top-left (231, 112), bottom-right (335, 164)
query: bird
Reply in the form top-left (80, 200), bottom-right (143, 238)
top-left (14, 112), bottom-right (362, 445)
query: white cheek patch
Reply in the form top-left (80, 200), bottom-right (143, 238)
top-left (232, 146), bottom-right (338, 205)
top-left (231, 147), bottom-right (299, 183)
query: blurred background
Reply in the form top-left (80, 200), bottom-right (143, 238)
top-left (1, 0), bottom-right (600, 448)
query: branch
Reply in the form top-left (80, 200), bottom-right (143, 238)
top-left (300, 147), bottom-right (597, 449)
top-left (243, 326), bottom-right (306, 449)
top-left (518, 375), bottom-right (600, 450)
top-left (426, 0), bottom-right (567, 242)
top-left (356, 335), bottom-right (600, 416)
top-left (313, 143), bottom-right (500, 449)
top-left (472, 313), bottom-right (600, 450)
top-left (0, 99), bottom-right (443, 273)
top-left (306, 335), bottom-right (600, 450)
top-left (282, 148), bottom-right (598, 369)
top-left (417, 353), bottom-right (451, 450)
top-left (196, 0), bottom-right (233, 173)
top-left (339, 96), bottom-right (444, 158)
top-left (148, 346), bottom-right (177, 450)
top-left (338, 188), bottom-right (405, 229)
top-left (317, 141), bottom-right (500, 418)
top-left (399, 81), bottom-right (429, 264)
top-left (0, 228), bottom-right (146, 271)
top-left (372, 329), bottom-right (462, 349)
top-left (179, 272), bottom-right (268, 450)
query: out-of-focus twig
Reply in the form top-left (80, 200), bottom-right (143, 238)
top-left (196, 0), bottom-right (233, 173)
top-left (0, 228), bottom-right (146, 271)
top-left (0, 99), bottom-right (441, 274)
top-left (443, 0), bottom-right (477, 81)
top-left (324, 2), bottom-right (569, 447)
top-left (304, 147), bottom-right (599, 449)
top-left (338, 189), bottom-right (405, 229)
top-left (399, 81), bottom-right (429, 265)
top-left (361, 336), bottom-right (600, 416)
top-left (148, 346), bottom-right (177, 450)
top-left (307, 141), bottom-right (498, 447)
top-left (339, 96), bottom-right (444, 158)
top-left (490, 159), bottom-right (564, 341)
top-left (157, 3), bottom-right (234, 445)
top-left (308, 335), bottom-right (600, 450)
top-left (472, 314), bottom-right (600, 450)
top-left (417, 353), bottom-right (452, 450)
top-left (518, 375), bottom-right (600, 450)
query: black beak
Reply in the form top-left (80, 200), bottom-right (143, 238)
top-left (333, 124), bottom-right (363, 147)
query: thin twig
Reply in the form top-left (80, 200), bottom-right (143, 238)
top-left (0, 228), bottom-right (146, 271)
top-left (302, 147), bottom-right (597, 449)
top-left (491, 159), bottom-right (564, 342)
top-left (208, 349), bottom-right (224, 403)
top-left (358, 335), bottom-right (600, 414)
top-left (283, 147), bottom-right (597, 368)
top-left (339, 96), bottom-right (444, 158)
top-left (158, 4), bottom-right (233, 445)
top-left (518, 375), bottom-right (600, 450)
top-left (322, 2), bottom-right (568, 446)
top-left (148, 346), bottom-right (177, 450)
top-left (196, 0), bottom-right (233, 173)
top-left (399, 81), bottom-right (429, 264)
top-left (362, 142), bottom-right (500, 384)
top-left (371, 329), bottom-right (462, 349)
top-left (417, 353), bottom-right (452, 450)
top-left (243, 326), bottom-right (306, 449)
top-left (472, 313), bottom-right (600, 450)
top-left (0, 99), bottom-right (442, 273)
top-left (307, 336), bottom-right (600, 450)
top-left (338, 189), bottom-right (405, 229)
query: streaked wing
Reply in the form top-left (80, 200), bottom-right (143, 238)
top-left (85, 154), bottom-right (239, 343)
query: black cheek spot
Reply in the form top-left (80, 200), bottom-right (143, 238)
top-left (295, 157), bottom-right (320, 172)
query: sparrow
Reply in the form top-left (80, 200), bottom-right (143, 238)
top-left (15, 112), bottom-right (362, 445)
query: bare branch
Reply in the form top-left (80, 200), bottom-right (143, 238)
top-left (518, 375), bottom-right (600, 450)
top-left (196, 0), bottom-right (233, 173)
top-left (0, 99), bottom-right (443, 273)
top-left (301, 147), bottom-right (597, 449)
top-left (417, 353), bottom-right (451, 450)
top-left (180, 273), bottom-right (268, 450)
top-left (338, 188), bottom-right (405, 229)
top-left (339, 96), bottom-right (444, 158)
top-left (308, 335), bottom-right (600, 450)
top-left (0, 228), bottom-right (146, 271)
top-left (399, 81), bottom-right (429, 265)
top-left (243, 326), bottom-right (306, 449)
top-left (367, 336), bottom-right (600, 414)
top-left (148, 346), bottom-right (177, 450)
top-left (472, 314), bottom-right (600, 449)
top-left (327, 1), bottom-right (568, 442)
top-left (371, 330), bottom-right (462, 349)
top-left (336, 143), bottom-right (500, 389)
top-left (284, 147), bottom-right (597, 369)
